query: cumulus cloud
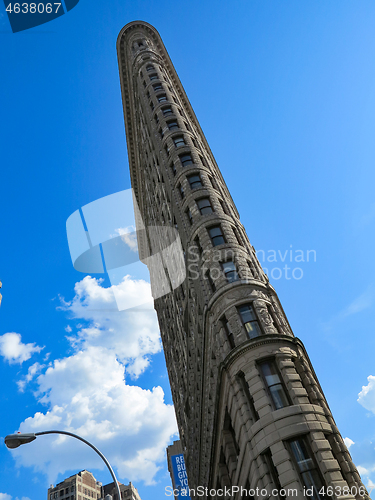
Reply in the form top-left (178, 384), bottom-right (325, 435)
top-left (11, 276), bottom-right (178, 486)
top-left (344, 437), bottom-right (355, 449)
top-left (59, 275), bottom-right (159, 377)
top-left (111, 226), bottom-right (138, 253)
top-left (0, 333), bottom-right (43, 364)
top-left (358, 375), bottom-right (375, 413)
top-left (0, 494), bottom-right (12, 500)
top-left (17, 362), bottom-right (44, 392)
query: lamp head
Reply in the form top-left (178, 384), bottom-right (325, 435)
top-left (4, 433), bottom-right (36, 449)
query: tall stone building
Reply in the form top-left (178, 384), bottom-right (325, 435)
top-left (117, 21), bottom-right (368, 499)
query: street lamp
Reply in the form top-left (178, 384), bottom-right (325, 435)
top-left (4, 430), bottom-right (122, 500)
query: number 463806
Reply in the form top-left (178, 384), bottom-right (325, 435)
top-left (6, 3), bottom-right (62, 14)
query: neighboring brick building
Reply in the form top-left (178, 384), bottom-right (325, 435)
top-left (101, 481), bottom-right (141, 500)
top-left (47, 470), bottom-right (102, 500)
top-left (47, 471), bottom-right (141, 500)
top-left (117, 21), bottom-right (369, 500)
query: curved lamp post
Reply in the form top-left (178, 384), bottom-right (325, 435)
top-left (4, 430), bottom-right (122, 500)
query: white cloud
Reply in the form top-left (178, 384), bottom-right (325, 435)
top-left (17, 362), bottom-right (44, 392)
top-left (358, 375), bottom-right (375, 413)
top-left (111, 226), bottom-right (138, 253)
top-left (0, 494), bottom-right (12, 500)
top-left (358, 465), bottom-right (369, 476)
top-left (0, 333), bottom-right (43, 364)
top-left (342, 287), bottom-right (374, 317)
top-left (12, 276), bottom-right (178, 486)
top-left (60, 276), bottom-right (159, 377)
top-left (13, 346), bottom-right (177, 485)
top-left (344, 437), bottom-right (355, 449)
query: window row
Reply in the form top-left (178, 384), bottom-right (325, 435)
top-left (221, 377), bottom-right (329, 497)
top-left (184, 197), bottom-right (232, 226)
top-left (221, 301), bottom-right (279, 348)
top-left (261, 437), bottom-right (328, 500)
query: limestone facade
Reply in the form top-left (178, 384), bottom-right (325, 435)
top-left (47, 470), bottom-right (102, 500)
top-left (117, 21), bottom-right (368, 500)
top-left (47, 471), bottom-right (141, 500)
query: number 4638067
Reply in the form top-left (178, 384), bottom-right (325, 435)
top-left (6, 3), bottom-right (62, 13)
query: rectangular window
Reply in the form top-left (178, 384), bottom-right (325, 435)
top-left (146, 64), bottom-right (155, 72)
top-left (167, 120), bottom-right (179, 131)
top-left (289, 437), bottom-right (328, 500)
top-left (197, 197), bottom-right (213, 215)
top-left (221, 317), bottom-right (235, 349)
top-left (263, 449), bottom-right (282, 491)
top-left (205, 269), bottom-right (216, 292)
top-left (237, 304), bottom-right (262, 339)
top-left (222, 260), bottom-right (239, 283)
top-left (173, 136), bottom-right (186, 148)
top-left (153, 83), bottom-right (163, 92)
top-left (186, 208), bottom-right (193, 225)
top-left (162, 106), bottom-right (173, 116)
top-left (157, 94), bottom-right (167, 103)
top-left (220, 199), bottom-right (229, 216)
top-left (209, 175), bottom-right (219, 190)
top-left (209, 225), bottom-right (225, 246)
top-left (259, 359), bottom-right (289, 409)
top-left (187, 173), bottom-right (202, 189)
top-left (224, 408), bottom-right (240, 455)
top-left (237, 371), bottom-right (259, 421)
top-left (179, 153), bottom-right (193, 167)
top-left (233, 226), bottom-right (243, 245)
top-left (149, 73), bottom-right (158, 81)
top-left (194, 236), bottom-right (203, 256)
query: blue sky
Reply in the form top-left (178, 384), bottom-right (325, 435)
top-left (1, 1), bottom-right (375, 499)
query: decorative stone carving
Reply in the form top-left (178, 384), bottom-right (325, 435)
top-left (253, 300), bottom-right (278, 334)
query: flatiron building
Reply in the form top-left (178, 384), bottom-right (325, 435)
top-left (117, 21), bottom-right (368, 500)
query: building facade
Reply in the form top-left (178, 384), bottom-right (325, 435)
top-left (47, 471), bottom-right (141, 500)
top-left (101, 481), bottom-right (142, 500)
top-left (47, 470), bottom-right (102, 500)
top-left (167, 439), bottom-right (190, 496)
top-left (117, 21), bottom-right (368, 500)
